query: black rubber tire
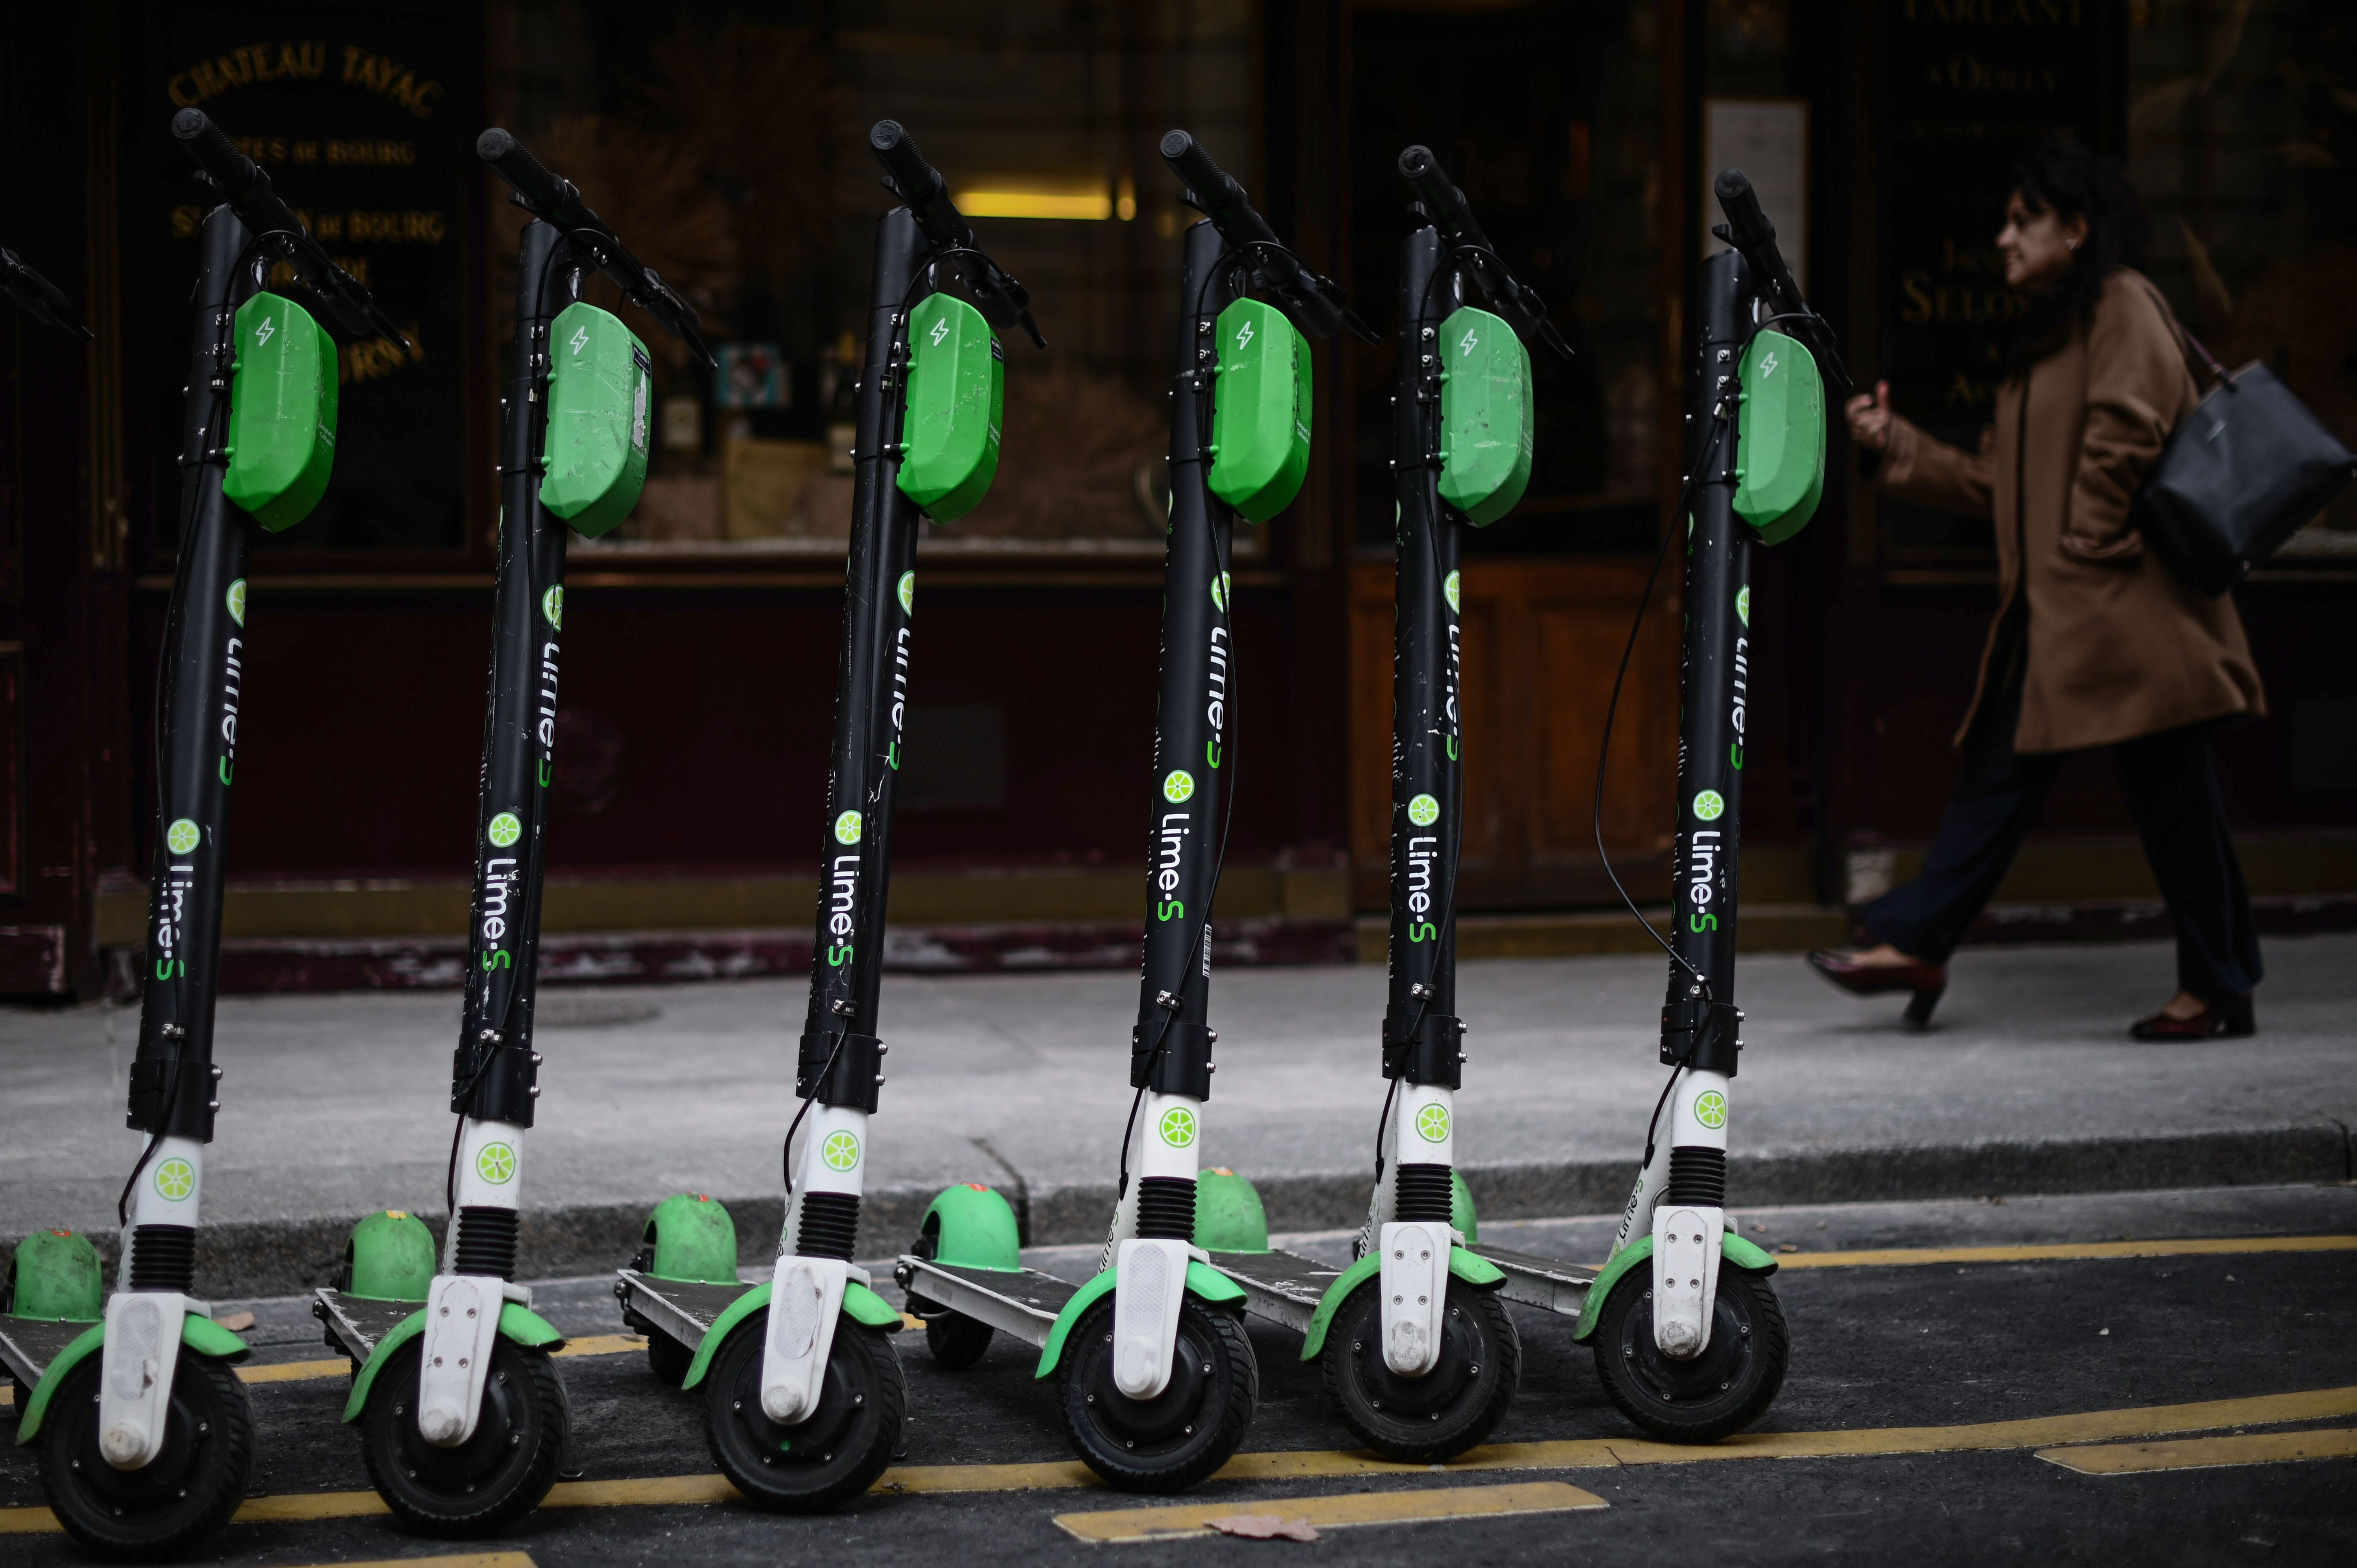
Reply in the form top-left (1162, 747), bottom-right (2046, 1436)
top-left (645, 1332), bottom-right (695, 1387)
top-left (907, 1294), bottom-right (995, 1372)
top-left (704, 1317), bottom-right (904, 1512)
top-left (359, 1336), bottom-right (567, 1535)
top-left (37, 1349), bottom-right (254, 1561)
top-left (1591, 1266), bottom-right (1788, 1444)
top-left (1059, 1295), bottom-right (1257, 1493)
top-left (1322, 1276), bottom-right (1520, 1462)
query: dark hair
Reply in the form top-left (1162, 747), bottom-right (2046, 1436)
top-left (2008, 140), bottom-right (2148, 365)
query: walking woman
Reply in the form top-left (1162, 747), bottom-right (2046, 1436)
top-left (1812, 141), bottom-right (2267, 1039)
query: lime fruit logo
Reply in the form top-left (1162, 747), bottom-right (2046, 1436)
top-left (153, 1158), bottom-right (195, 1200)
top-left (1158, 1106), bottom-right (1198, 1148)
top-left (1415, 1104), bottom-right (1451, 1143)
top-left (897, 570), bottom-right (915, 618)
top-left (1693, 1091), bottom-right (1727, 1130)
top-left (542, 586), bottom-right (564, 630)
top-left (1407, 793), bottom-right (1440, 827)
top-left (475, 1142), bottom-right (517, 1184)
top-left (487, 812), bottom-right (523, 848)
top-left (833, 810), bottom-right (863, 846)
top-left (1735, 586), bottom-right (1750, 628)
top-left (225, 579), bottom-right (247, 626)
top-left (1162, 770), bottom-right (1195, 804)
top-left (1210, 572), bottom-right (1231, 612)
top-left (165, 818), bottom-right (202, 856)
top-left (1443, 570), bottom-right (1461, 613)
top-left (821, 1131), bottom-right (861, 1171)
top-left (1692, 790), bottom-right (1725, 822)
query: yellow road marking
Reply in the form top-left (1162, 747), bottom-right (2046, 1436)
top-left (2037, 1427), bottom-right (2357, 1475)
top-left (553, 1333), bottom-right (647, 1359)
top-left (4, 1384), bottom-right (2352, 1535)
top-left (1055, 1481), bottom-right (1608, 1543)
top-left (278, 1557), bottom-right (534, 1568)
top-left (1770, 1234), bottom-right (2357, 1271)
top-left (238, 1357), bottom-right (351, 1384)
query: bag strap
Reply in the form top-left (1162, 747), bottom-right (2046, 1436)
top-left (2131, 274), bottom-right (2236, 391)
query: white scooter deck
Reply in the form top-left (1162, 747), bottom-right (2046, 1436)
top-left (0, 1315), bottom-right (91, 1390)
top-left (892, 1256), bottom-right (1076, 1351)
top-left (1205, 1249), bottom-right (1345, 1336)
top-left (312, 1288), bottom-right (430, 1364)
top-left (613, 1270), bottom-right (759, 1355)
top-left (1468, 1243), bottom-right (1597, 1318)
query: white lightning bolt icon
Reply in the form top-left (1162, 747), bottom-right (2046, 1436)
top-left (1460, 327), bottom-right (1478, 357)
top-left (254, 317), bottom-right (274, 347)
top-left (931, 317), bottom-right (950, 346)
top-left (1236, 319), bottom-right (1254, 351)
top-left (570, 325), bottom-right (588, 354)
top-left (1760, 351), bottom-right (1778, 377)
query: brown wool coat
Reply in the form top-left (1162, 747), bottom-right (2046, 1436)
top-left (1877, 269), bottom-right (2266, 753)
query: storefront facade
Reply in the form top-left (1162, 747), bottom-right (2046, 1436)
top-left (3, 0), bottom-right (2350, 997)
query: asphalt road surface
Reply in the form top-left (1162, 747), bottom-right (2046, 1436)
top-left (5, 1184), bottom-right (2353, 1566)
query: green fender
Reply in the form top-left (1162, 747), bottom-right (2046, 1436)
top-left (1570, 1231), bottom-right (1779, 1344)
top-left (1034, 1260), bottom-right (1248, 1381)
top-left (17, 1314), bottom-right (251, 1443)
top-left (1298, 1245), bottom-right (1504, 1362)
top-left (342, 1301), bottom-right (566, 1423)
top-left (918, 1183), bottom-right (1022, 1273)
top-left (678, 1279), bottom-right (903, 1393)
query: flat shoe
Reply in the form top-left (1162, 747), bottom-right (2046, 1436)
top-left (2130, 993), bottom-right (2255, 1040)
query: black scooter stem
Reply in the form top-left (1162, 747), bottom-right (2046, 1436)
top-left (125, 206), bottom-right (255, 1222)
top-left (449, 221), bottom-right (573, 1166)
top-left (1660, 249), bottom-right (1753, 1078)
top-left (1380, 224), bottom-right (1466, 1106)
top-left (793, 207), bottom-right (931, 1124)
top-left (1128, 216), bottom-right (1243, 1128)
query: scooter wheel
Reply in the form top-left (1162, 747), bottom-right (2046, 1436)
top-left (908, 1294), bottom-right (994, 1371)
top-left (1059, 1295), bottom-right (1256, 1493)
top-left (645, 1332), bottom-right (694, 1387)
top-left (1322, 1275), bottom-right (1520, 1462)
top-left (704, 1316), bottom-right (904, 1512)
top-left (36, 1349), bottom-right (254, 1561)
top-left (359, 1336), bottom-right (566, 1535)
top-left (1591, 1267), bottom-right (1788, 1443)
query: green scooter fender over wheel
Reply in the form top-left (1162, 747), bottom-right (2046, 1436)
top-left (338, 1210), bottom-right (437, 1303)
top-left (630, 1193), bottom-right (740, 1385)
top-left (33, 1343), bottom-right (255, 1561)
top-left (357, 1334), bottom-right (569, 1537)
top-left (4, 1228), bottom-right (104, 1321)
top-left (1320, 1273), bottom-right (1519, 1462)
top-left (1586, 1243), bottom-right (1788, 1444)
top-left (1193, 1169), bottom-right (1270, 1253)
top-left (905, 1182), bottom-right (1024, 1371)
top-left (1057, 1291), bottom-right (1257, 1494)
top-left (701, 1311), bottom-right (905, 1513)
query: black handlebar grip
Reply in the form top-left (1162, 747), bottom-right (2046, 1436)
top-left (1397, 145), bottom-right (1467, 226)
top-left (1159, 130), bottom-right (1238, 206)
top-left (870, 120), bottom-right (943, 202)
top-left (476, 128), bottom-right (569, 214)
top-left (172, 108), bottom-right (259, 197)
top-left (1712, 169), bottom-right (1774, 249)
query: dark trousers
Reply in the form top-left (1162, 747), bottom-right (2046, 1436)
top-left (1860, 620), bottom-right (2263, 1001)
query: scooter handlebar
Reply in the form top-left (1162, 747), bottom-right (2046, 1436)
top-left (1160, 129), bottom-right (1361, 340)
top-left (868, 121), bottom-right (1045, 349)
top-left (173, 109), bottom-right (407, 348)
top-left (1710, 167), bottom-right (1850, 390)
top-left (477, 127), bottom-right (713, 363)
top-left (1396, 144), bottom-right (1572, 362)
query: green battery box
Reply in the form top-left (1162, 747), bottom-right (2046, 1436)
top-left (1437, 305), bottom-right (1534, 526)
top-left (897, 292), bottom-right (1005, 523)
top-left (1733, 329), bottom-right (1825, 545)
top-left (541, 301), bottom-right (653, 538)
top-left (223, 291), bottom-right (339, 531)
top-left (1208, 297), bottom-right (1312, 524)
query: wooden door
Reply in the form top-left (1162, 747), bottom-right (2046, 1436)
top-left (1349, 557), bottom-right (1678, 911)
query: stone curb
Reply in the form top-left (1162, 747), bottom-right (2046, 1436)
top-left (36, 1122), bottom-right (2349, 1301)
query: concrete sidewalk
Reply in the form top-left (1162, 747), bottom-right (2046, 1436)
top-left (2, 934), bottom-right (2350, 1295)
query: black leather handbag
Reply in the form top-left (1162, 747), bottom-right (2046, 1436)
top-left (2132, 282), bottom-right (2356, 597)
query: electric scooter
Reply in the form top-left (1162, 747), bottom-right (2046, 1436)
top-left (614, 120), bottom-right (1041, 1513)
top-left (3, 108), bottom-right (404, 1559)
top-left (1460, 169), bottom-right (1840, 1441)
top-left (1175, 146), bottom-right (1574, 1462)
top-left (895, 130), bottom-right (1367, 1493)
top-left (314, 126), bottom-right (711, 1535)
